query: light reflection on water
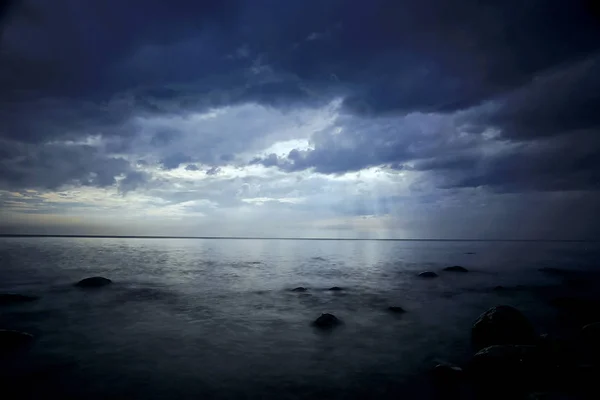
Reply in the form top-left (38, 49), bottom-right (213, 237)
top-left (1, 238), bottom-right (599, 399)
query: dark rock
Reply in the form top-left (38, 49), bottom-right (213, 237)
top-left (291, 287), bottom-right (308, 292)
top-left (0, 293), bottom-right (39, 305)
top-left (432, 363), bottom-right (463, 397)
top-left (75, 276), bottom-right (112, 288)
top-left (443, 265), bottom-right (469, 272)
top-left (581, 322), bottom-right (600, 358)
top-left (465, 252), bottom-right (476, 255)
top-left (493, 285), bottom-right (505, 291)
top-left (328, 286), bottom-right (343, 291)
top-left (388, 306), bottom-right (406, 313)
top-left (581, 321), bottom-right (600, 341)
top-left (312, 313), bottom-right (341, 329)
top-left (432, 363), bottom-right (463, 383)
top-left (0, 329), bottom-right (34, 356)
top-left (418, 271), bottom-right (438, 278)
top-left (470, 345), bottom-right (546, 395)
top-left (535, 333), bottom-right (578, 369)
top-left (472, 305), bottom-right (536, 350)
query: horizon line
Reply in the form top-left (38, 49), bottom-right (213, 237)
top-left (0, 234), bottom-right (596, 242)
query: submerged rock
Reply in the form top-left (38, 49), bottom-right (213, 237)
top-left (328, 286), bottom-right (343, 291)
top-left (312, 313), bottom-right (341, 329)
top-left (388, 306), bottom-right (406, 313)
top-left (443, 265), bottom-right (469, 273)
top-left (0, 293), bottom-right (39, 305)
top-left (472, 305), bottom-right (536, 350)
top-left (418, 271), bottom-right (438, 278)
top-left (75, 276), bottom-right (112, 288)
top-left (291, 287), bottom-right (308, 292)
top-left (0, 329), bottom-right (34, 356)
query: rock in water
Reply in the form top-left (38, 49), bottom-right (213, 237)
top-left (470, 345), bottom-right (543, 394)
top-left (291, 287), bottom-right (308, 292)
top-left (0, 330), bottom-right (34, 356)
top-left (75, 276), bottom-right (112, 288)
top-left (432, 363), bottom-right (463, 397)
top-left (312, 313), bottom-right (341, 329)
top-left (472, 305), bottom-right (536, 350)
top-left (0, 293), bottom-right (39, 305)
top-left (432, 363), bottom-right (463, 383)
top-left (328, 286), bottom-right (343, 291)
top-left (418, 271), bottom-right (438, 278)
top-left (388, 306), bottom-right (406, 313)
top-left (581, 322), bottom-right (600, 357)
top-left (443, 265), bottom-right (469, 272)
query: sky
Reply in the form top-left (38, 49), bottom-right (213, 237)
top-left (0, 0), bottom-right (599, 239)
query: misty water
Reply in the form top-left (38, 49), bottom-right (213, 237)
top-left (1, 237), bottom-right (600, 399)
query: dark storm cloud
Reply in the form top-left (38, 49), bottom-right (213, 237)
top-left (0, 0), bottom-right (599, 191)
top-left (482, 55), bottom-right (600, 140)
top-left (0, 140), bottom-right (134, 190)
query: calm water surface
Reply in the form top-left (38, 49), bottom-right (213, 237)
top-left (1, 238), bottom-right (599, 399)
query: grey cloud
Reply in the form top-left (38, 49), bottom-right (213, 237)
top-left (119, 171), bottom-right (150, 194)
top-left (0, 0), bottom-right (599, 195)
top-left (484, 55), bottom-right (600, 140)
top-left (185, 164), bottom-right (200, 171)
top-left (205, 166), bottom-right (221, 175)
top-left (160, 153), bottom-right (191, 170)
top-left (0, 140), bottom-right (134, 190)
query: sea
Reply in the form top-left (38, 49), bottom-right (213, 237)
top-left (1, 237), bottom-right (600, 399)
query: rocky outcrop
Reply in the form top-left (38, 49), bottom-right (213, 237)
top-left (75, 276), bottom-right (112, 288)
top-left (312, 313), bottom-right (341, 329)
top-left (328, 286), bottom-right (343, 291)
top-left (418, 271), bottom-right (438, 278)
top-left (291, 287), bottom-right (308, 292)
top-left (472, 305), bottom-right (536, 350)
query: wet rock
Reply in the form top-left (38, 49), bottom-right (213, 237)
top-left (0, 329), bottom-right (34, 356)
top-left (328, 286), bottom-right (343, 291)
top-left (418, 271), bottom-right (438, 278)
top-left (581, 322), bottom-right (600, 358)
top-left (75, 276), bottom-right (112, 288)
top-left (291, 287), bottom-right (308, 292)
top-left (465, 252), bottom-right (476, 255)
top-left (432, 363), bottom-right (463, 397)
top-left (432, 363), bottom-right (463, 383)
top-left (387, 306), bottom-right (406, 313)
top-left (493, 285), bottom-right (505, 291)
top-left (472, 305), bottom-right (536, 350)
top-left (312, 313), bottom-right (341, 329)
top-left (443, 265), bottom-right (469, 272)
top-left (0, 293), bottom-right (39, 305)
top-left (470, 345), bottom-right (545, 395)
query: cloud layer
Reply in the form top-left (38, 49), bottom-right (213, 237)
top-left (1, 0), bottom-right (599, 238)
